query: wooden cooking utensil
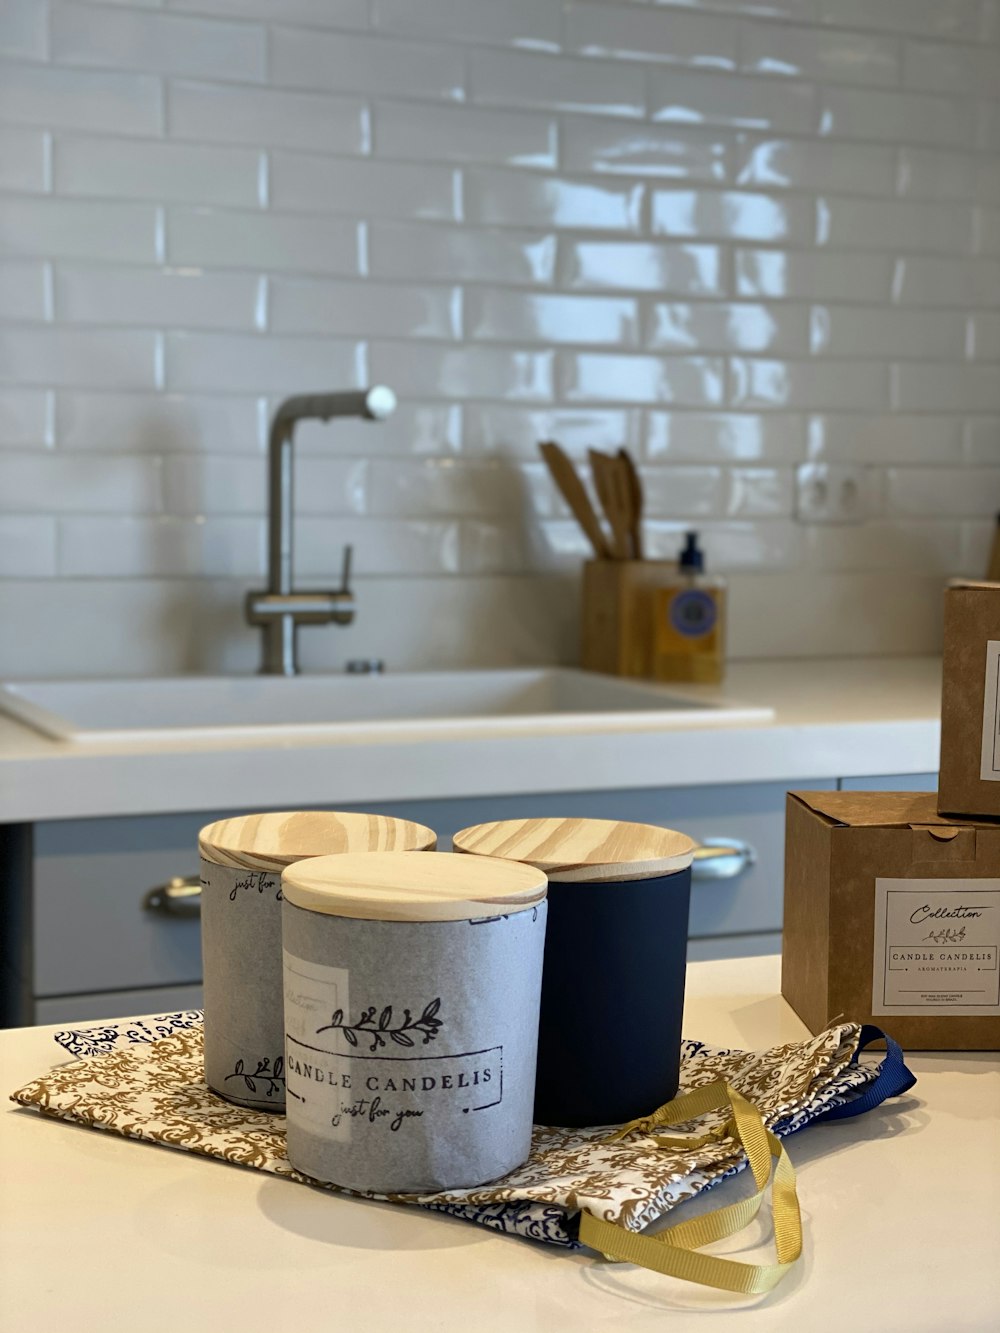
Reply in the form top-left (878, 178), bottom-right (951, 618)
top-left (539, 440), bottom-right (612, 559)
top-left (618, 448), bottom-right (644, 560)
top-left (588, 449), bottom-right (630, 560)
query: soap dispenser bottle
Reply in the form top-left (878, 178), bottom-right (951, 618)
top-left (652, 532), bottom-right (726, 684)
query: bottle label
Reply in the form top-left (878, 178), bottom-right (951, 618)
top-left (669, 588), bottom-right (717, 638)
top-left (981, 640), bottom-right (1000, 782)
top-left (871, 877), bottom-right (1000, 1017)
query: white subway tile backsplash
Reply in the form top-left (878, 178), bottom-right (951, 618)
top-left (561, 241), bottom-right (723, 294)
top-left (169, 81), bottom-right (367, 154)
top-left (887, 467), bottom-right (1000, 518)
top-left (647, 302), bottom-right (808, 354)
top-left (736, 249), bottom-right (894, 301)
top-left (56, 264), bottom-right (261, 331)
top-left (730, 358), bottom-right (888, 410)
top-left (290, 401), bottom-right (463, 459)
top-left (0, 197), bottom-right (159, 264)
top-left (371, 0), bottom-right (562, 50)
top-left (565, 3), bottom-right (738, 68)
top-left (0, 61), bottom-right (162, 136)
top-left (892, 255), bottom-right (1000, 307)
top-left (168, 208), bottom-right (360, 275)
top-left (58, 515), bottom-right (264, 578)
top-left (0, 0), bottom-right (48, 61)
top-left (649, 67), bottom-right (815, 132)
top-left (819, 86), bottom-right (974, 147)
top-left (964, 419), bottom-right (1000, 465)
top-left (0, 516), bottom-right (56, 577)
top-left (741, 22), bottom-right (898, 86)
top-left (560, 353), bottom-right (725, 406)
top-left (817, 0), bottom-right (988, 42)
top-left (896, 147), bottom-right (978, 201)
top-left (970, 312), bottom-right (1000, 361)
top-left (369, 222), bottom-right (555, 285)
top-left (737, 137), bottom-right (894, 196)
top-left (58, 391), bottom-right (261, 453)
top-left (163, 454), bottom-right (366, 515)
top-left (295, 516), bottom-right (461, 578)
top-left (0, 126), bottom-right (48, 193)
top-left (810, 306), bottom-right (967, 359)
top-left (804, 520), bottom-right (963, 575)
top-left (0, 389), bottom-right (51, 448)
top-left (165, 332), bottom-right (361, 393)
top-left (271, 28), bottom-right (463, 103)
top-left (976, 208), bottom-right (1000, 257)
top-left (165, 0), bottom-right (369, 25)
top-left (52, 2), bottom-right (266, 83)
top-left (644, 412), bottom-right (806, 463)
top-left (462, 405), bottom-right (639, 457)
top-left (55, 137), bottom-right (261, 208)
top-left (0, 452), bottom-right (162, 513)
top-left (651, 189), bottom-right (813, 243)
top-left (374, 102), bottom-right (556, 169)
top-left (893, 363), bottom-right (1000, 414)
top-left (808, 414), bottom-right (965, 465)
top-left (466, 290), bottom-right (638, 346)
top-left (980, 101), bottom-right (1000, 154)
top-left (270, 277), bottom-right (459, 339)
top-left (637, 465), bottom-right (725, 517)
top-left (0, 328), bottom-right (158, 389)
top-left (561, 121), bottom-right (729, 180)
top-left (642, 519), bottom-right (806, 571)
top-left (725, 467), bottom-right (795, 517)
top-left (369, 343), bottom-right (555, 402)
top-left (818, 196), bottom-right (973, 254)
top-left (269, 153), bottom-right (457, 221)
top-left (902, 39), bottom-right (1000, 97)
top-left (369, 458), bottom-right (528, 519)
top-left (469, 48), bottom-right (644, 119)
top-left (465, 170), bottom-right (643, 232)
top-left (0, 261), bottom-right (48, 322)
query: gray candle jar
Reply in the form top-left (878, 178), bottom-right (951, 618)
top-left (453, 817), bottom-right (696, 1128)
top-left (199, 811), bottom-right (436, 1112)
top-left (281, 850), bottom-right (548, 1193)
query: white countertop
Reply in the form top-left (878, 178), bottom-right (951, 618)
top-left (3, 955), bottom-right (996, 1333)
top-left (0, 657), bottom-right (941, 822)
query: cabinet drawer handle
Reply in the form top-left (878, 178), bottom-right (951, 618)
top-left (691, 839), bottom-right (756, 882)
top-left (144, 876), bottom-right (202, 917)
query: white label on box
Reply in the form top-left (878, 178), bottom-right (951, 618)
top-left (872, 878), bottom-right (1000, 1017)
top-left (981, 640), bottom-right (1000, 782)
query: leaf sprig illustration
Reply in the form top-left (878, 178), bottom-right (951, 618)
top-left (317, 999), bottom-right (442, 1051)
top-left (224, 1056), bottom-right (284, 1098)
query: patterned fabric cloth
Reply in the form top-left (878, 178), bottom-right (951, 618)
top-left (13, 1013), bottom-right (880, 1250)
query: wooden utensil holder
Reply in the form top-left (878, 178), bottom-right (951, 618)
top-left (581, 559), bottom-right (676, 678)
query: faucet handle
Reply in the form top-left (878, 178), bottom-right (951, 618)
top-left (338, 543), bottom-right (353, 595)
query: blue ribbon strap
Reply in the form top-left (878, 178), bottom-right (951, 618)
top-left (812, 1024), bottom-right (916, 1122)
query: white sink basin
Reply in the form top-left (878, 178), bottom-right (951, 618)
top-left (0, 669), bottom-right (773, 745)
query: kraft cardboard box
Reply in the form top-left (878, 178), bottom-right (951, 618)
top-left (782, 791), bottom-right (1000, 1051)
top-left (939, 581), bottom-right (1000, 821)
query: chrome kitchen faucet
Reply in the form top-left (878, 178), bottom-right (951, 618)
top-left (245, 386), bottom-right (396, 675)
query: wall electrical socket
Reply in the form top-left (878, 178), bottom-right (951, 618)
top-left (795, 463), bottom-right (869, 525)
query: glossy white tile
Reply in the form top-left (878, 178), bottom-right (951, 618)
top-left (649, 67), bottom-right (815, 131)
top-left (56, 265), bottom-right (261, 331)
top-left (55, 137), bottom-right (262, 208)
top-left (561, 120), bottom-right (729, 180)
top-left (168, 208), bottom-right (360, 275)
top-left (641, 519), bottom-right (806, 571)
top-left (466, 290), bottom-right (638, 346)
top-left (651, 189), bottom-right (813, 242)
top-left (51, 2), bottom-right (266, 82)
top-left (0, 61), bottom-right (162, 136)
top-left (271, 28), bottom-right (463, 102)
top-left (893, 363), bottom-right (1000, 414)
top-left (0, 451), bottom-right (162, 512)
top-left (163, 454), bottom-right (366, 516)
top-left (295, 517), bottom-right (461, 578)
top-left (902, 39), bottom-right (1000, 97)
top-left (892, 255), bottom-right (1000, 307)
top-left (374, 102), bottom-right (556, 169)
top-left (644, 412), bottom-right (805, 463)
top-left (961, 518), bottom-right (999, 576)
top-left (269, 277), bottom-right (459, 339)
top-left (58, 391), bottom-right (261, 453)
top-left (463, 405), bottom-right (638, 457)
top-left (730, 358), bottom-right (888, 410)
top-left (736, 137), bottom-right (894, 196)
top-left (164, 0), bottom-right (369, 25)
top-left (964, 419), bottom-right (1000, 465)
top-left (565, 2), bottom-right (738, 68)
top-left (0, 328), bottom-right (158, 389)
top-left (1, 198), bottom-right (159, 264)
top-left (369, 458), bottom-right (529, 518)
top-left (725, 467), bottom-right (795, 517)
top-left (169, 81), bottom-right (367, 154)
top-left (980, 100), bottom-right (1000, 154)
top-left (269, 153), bottom-right (457, 221)
top-left (165, 332), bottom-right (361, 393)
top-left (560, 353), bottom-right (725, 405)
top-left (562, 241), bottom-right (723, 294)
top-left (818, 196), bottom-right (973, 254)
top-left (371, 0), bottom-right (562, 50)
top-left (0, 261), bottom-right (48, 323)
top-left (817, 0), bottom-right (988, 41)
top-left (58, 515), bottom-right (264, 578)
top-left (819, 86), bottom-right (974, 147)
top-left (804, 520), bottom-right (963, 575)
top-left (969, 312), bottom-right (1000, 361)
top-left (896, 147), bottom-right (978, 202)
top-left (369, 342), bottom-right (554, 402)
top-left (369, 222), bottom-right (555, 285)
top-left (736, 249), bottom-right (894, 301)
top-left (469, 48), bottom-right (644, 118)
top-left (637, 465), bottom-right (725, 517)
top-left (0, 389), bottom-right (51, 448)
top-left (741, 21), bottom-right (898, 86)
top-left (465, 170), bottom-right (643, 232)
top-left (0, 126), bottom-right (48, 194)
top-left (810, 305), bottom-right (967, 359)
top-left (808, 414), bottom-right (965, 465)
top-left (0, 0), bottom-right (47, 60)
top-left (289, 401), bottom-right (462, 457)
top-left (647, 302), bottom-right (808, 354)
top-left (0, 516), bottom-right (56, 577)
top-left (975, 208), bottom-right (1000, 257)
top-left (886, 467), bottom-right (1000, 518)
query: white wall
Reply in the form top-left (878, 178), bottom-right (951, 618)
top-left (1, 0), bottom-right (998, 678)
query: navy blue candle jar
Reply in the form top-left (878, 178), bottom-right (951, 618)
top-left (452, 817), bottom-right (696, 1128)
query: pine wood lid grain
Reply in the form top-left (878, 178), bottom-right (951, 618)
top-left (452, 817), bottom-right (696, 883)
top-left (282, 851), bottom-right (547, 921)
top-left (198, 811), bottom-right (436, 870)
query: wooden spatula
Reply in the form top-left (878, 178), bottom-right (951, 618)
top-left (588, 449), bottom-right (631, 560)
top-left (618, 448), bottom-right (644, 560)
top-left (538, 440), bottom-right (612, 560)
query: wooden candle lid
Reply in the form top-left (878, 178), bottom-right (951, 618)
top-left (282, 851), bottom-right (547, 922)
top-left (452, 817), bottom-right (696, 883)
top-left (198, 811), bottom-right (436, 870)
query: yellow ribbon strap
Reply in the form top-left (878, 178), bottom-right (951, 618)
top-left (577, 1080), bottom-right (802, 1296)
